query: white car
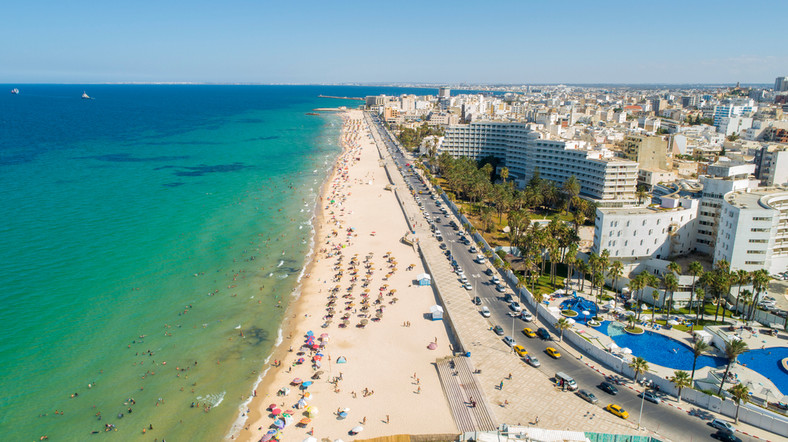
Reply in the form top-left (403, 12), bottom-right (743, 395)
top-left (496, 284), bottom-right (506, 293)
top-left (510, 302), bottom-right (523, 313)
top-left (492, 275), bottom-right (501, 284)
top-left (521, 311), bottom-right (533, 321)
top-left (481, 306), bottom-right (491, 317)
top-left (463, 282), bottom-right (473, 290)
top-left (469, 246), bottom-right (478, 253)
top-left (503, 336), bottom-right (516, 347)
top-left (475, 254), bottom-right (486, 264)
top-left (459, 276), bottom-right (468, 284)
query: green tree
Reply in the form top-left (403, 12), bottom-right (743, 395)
top-left (533, 291), bottom-right (545, 323)
top-left (688, 261), bottom-right (704, 323)
top-left (629, 356), bottom-right (650, 382)
top-left (718, 339), bottom-right (749, 395)
top-left (608, 260), bottom-right (624, 310)
top-left (555, 317), bottom-right (572, 341)
top-left (728, 383), bottom-right (750, 424)
top-left (690, 339), bottom-right (709, 384)
top-left (670, 370), bottom-right (692, 404)
top-left (500, 166), bottom-right (509, 185)
top-left (666, 261), bottom-right (681, 317)
top-left (636, 186), bottom-right (650, 205)
top-left (663, 272), bottom-right (679, 320)
top-left (562, 175), bottom-right (581, 213)
top-left (750, 269), bottom-right (770, 322)
top-left (733, 269), bottom-right (751, 316)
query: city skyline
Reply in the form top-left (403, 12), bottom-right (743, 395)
top-left (2, 0), bottom-right (786, 85)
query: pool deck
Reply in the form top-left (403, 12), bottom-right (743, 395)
top-left (550, 281), bottom-right (787, 405)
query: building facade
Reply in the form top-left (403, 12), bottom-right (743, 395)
top-left (715, 187), bottom-right (788, 274)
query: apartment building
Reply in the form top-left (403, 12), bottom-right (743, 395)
top-left (754, 145), bottom-right (788, 186)
top-left (439, 122), bottom-right (638, 206)
top-left (592, 197), bottom-right (699, 260)
top-left (715, 187), bottom-right (788, 274)
top-left (621, 134), bottom-right (669, 170)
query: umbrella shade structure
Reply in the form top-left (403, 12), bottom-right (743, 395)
top-left (581, 310), bottom-right (591, 316)
top-left (338, 411), bottom-right (348, 419)
top-left (262, 430), bottom-right (277, 441)
top-left (336, 356), bottom-right (347, 363)
top-left (291, 378), bottom-right (303, 385)
top-left (273, 419), bottom-right (285, 429)
top-left (302, 381), bottom-right (313, 388)
top-left (268, 403), bottom-right (277, 410)
top-left (427, 342), bottom-right (437, 350)
top-left (621, 347), bottom-right (633, 354)
top-left (305, 405), bottom-right (319, 417)
top-left (296, 398), bottom-right (307, 409)
top-left (297, 358), bottom-right (305, 364)
top-left (311, 370), bottom-right (324, 379)
top-left (350, 425), bottom-right (364, 435)
top-left (271, 407), bottom-right (282, 416)
top-left (282, 414), bottom-right (293, 425)
top-left (302, 392), bottom-right (312, 401)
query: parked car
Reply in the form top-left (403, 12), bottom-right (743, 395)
top-left (496, 284), bottom-right (507, 293)
top-left (469, 246), bottom-right (478, 253)
top-left (605, 404), bottom-right (629, 419)
top-left (537, 328), bottom-right (551, 340)
top-left (503, 336), bottom-right (516, 347)
top-left (493, 325), bottom-right (505, 336)
top-left (599, 382), bottom-right (619, 395)
top-left (473, 296), bottom-right (482, 305)
top-left (577, 389), bottom-right (599, 404)
top-left (485, 268), bottom-right (494, 276)
top-left (513, 345), bottom-right (528, 357)
top-left (545, 347), bottom-right (561, 359)
top-left (520, 311), bottom-right (533, 321)
top-left (710, 431), bottom-right (742, 442)
top-left (524, 354), bottom-right (540, 367)
top-left (504, 293), bottom-right (515, 303)
top-left (709, 418), bottom-right (735, 434)
top-left (481, 306), bottom-right (491, 317)
top-left (439, 243), bottom-right (447, 250)
top-left (639, 391), bottom-right (661, 404)
top-left (463, 282), bottom-right (473, 290)
top-left (509, 302), bottom-right (523, 313)
top-left (492, 275), bottom-right (501, 284)
top-left (522, 327), bottom-right (536, 338)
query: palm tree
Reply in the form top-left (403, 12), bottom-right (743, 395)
top-left (713, 260), bottom-right (731, 322)
top-left (739, 289), bottom-right (753, 325)
top-left (562, 175), bottom-right (580, 213)
top-left (555, 317), bottom-right (572, 341)
top-left (642, 272), bottom-right (659, 321)
top-left (728, 383), bottom-right (750, 424)
top-left (733, 269), bottom-right (750, 317)
top-left (670, 370), bottom-right (692, 403)
top-left (629, 356), bottom-right (650, 382)
top-left (500, 167), bottom-right (509, 185)
top-left (628, 274), bottom-right (644, 318)
top-left (718, 339), bottom-right (749, 395)
top-left (688, 261), bottom-right (704, 322)
top-left (636, 186), bottom-right (650, 205)
top-left (577, 260), bottom-right (589, 291)
top-left (533, 291), bottom-right (544, 323)
top-left (608, 260), bottom-right (624, 310)
top-left (663, 273), bottom-right (679, 320)
top-left (694, 287), bottom-right (706, 323)
top-left (651, 288), bottom-right (660, 324)
top-left (690, 340), bottom-right (709, 384)
top-left (750, 269), bottom-right (770, 322)
top-left (588, 253), bottom-right (600, 295)
top-left (599, 249), bottom-right (610, 300)
top-left (666, 261), bottom-right (681, 318)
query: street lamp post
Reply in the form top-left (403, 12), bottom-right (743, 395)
top-left (637, 377), bottom-right (651, 429)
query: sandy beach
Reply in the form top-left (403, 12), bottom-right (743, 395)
top-left (236, 110), bottom-right (457, 441)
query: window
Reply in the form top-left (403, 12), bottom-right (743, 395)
top-left (745, 261), bottom-right (764, 265)
top-left (752, 216), bottom-right (771, 221)
top-left (751, 228), bottom-right (769, 233)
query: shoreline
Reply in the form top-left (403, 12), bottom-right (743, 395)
top-left (225, 112), bottom-right (351, 439)
top-left (233, 109), bottom-right (457, 441)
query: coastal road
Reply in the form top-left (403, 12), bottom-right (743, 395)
top-left (367, 114), bottom-right (759, 442)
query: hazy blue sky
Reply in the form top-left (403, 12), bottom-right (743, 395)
top-left (2, 0), bottom-right (785, 84)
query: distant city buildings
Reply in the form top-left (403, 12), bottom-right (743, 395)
top-left (365, 79), bottom-right (788, 273)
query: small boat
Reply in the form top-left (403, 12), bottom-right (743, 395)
top-left (81, 91), bottom-right (91, 99)
top-left (11, 88), bottom-right (19, 94)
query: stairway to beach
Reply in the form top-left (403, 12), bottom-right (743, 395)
top-left (436, 357), bottom-right (498, 432)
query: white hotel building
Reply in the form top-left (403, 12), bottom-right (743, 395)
top-left (715, 187), bottom-right (788, 274)
top-left (438, 122), bottom-right (639, 207)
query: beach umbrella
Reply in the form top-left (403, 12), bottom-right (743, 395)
top-left (271, 407), bottom-right (282, 416)
top-left (305, 405), bottom-right (319, 417)
top-left (302, 392), bottom-right (312, 401)
top-left (282, 413), bottom-right (293, 426)
top-left (268, 403), bottom-right (277, 410)
top-left (311, 370), bottom-right (324, 379)
top-left (338, 410), bottom-right (348, 419)
top-left (621, 347), bottom-right (633, 355)
top-left (320, 333), bottom-right (329, 338)
top-left (292, 378), bottom-right (303, 385)
top-left (350, 425), bottom-right (364, 435)
top-left (273, 419), bottom-right (285, 429)
top-left (302, 381), bottom-right (313, 387)
top-left (296, 398), bottom-right (307, 409)
top-left (262, 430), bottom-right (277, 441)
top-left (297, 358), bottom-right (305, 364)
top-left (582, 310), bottom-right (591, 316)
top-left (428, 342), bottom-right (437, 350)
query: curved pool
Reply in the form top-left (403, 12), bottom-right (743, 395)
top-left (737, 347), bottom-right (788, 395)
top-left (599, 321), bottom-right (727, 371)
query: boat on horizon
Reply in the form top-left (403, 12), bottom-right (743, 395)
top-left (11, 88), bottom-right (19, 94)
top-left (81, 91), bottom-right (91, 99)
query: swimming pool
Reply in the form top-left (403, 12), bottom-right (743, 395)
top-left (737, 347), bottom-right (788, 395)
top-left (599, 321), bottom-right (727, 371)
top-left (560, 295), bottom-right (598, 323)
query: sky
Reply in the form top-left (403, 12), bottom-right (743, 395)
top-left (2, 0), bottom-right (786, 85)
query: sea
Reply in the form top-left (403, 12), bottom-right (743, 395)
top-left (0, 84), bottom-right (436, 441)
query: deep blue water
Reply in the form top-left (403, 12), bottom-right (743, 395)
top-left (738, 347), bottom-right (788, 395)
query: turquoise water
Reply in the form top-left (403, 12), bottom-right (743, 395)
top-left (0, 85), bottom-right (378, 441)
top-left (599, 321), bottom-right (727, 371)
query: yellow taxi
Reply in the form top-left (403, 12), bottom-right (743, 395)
top-left (545, 347), bottom-right (562, 359)
top-left (605, 404), bottom-right (629, 419)
top-left (513, 345), bottom-right (528, 357)
top-left (522, 327), bottom-right (537, 338)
